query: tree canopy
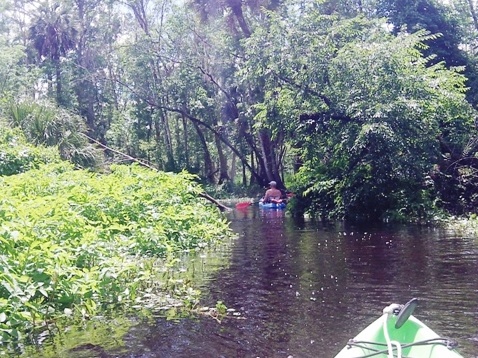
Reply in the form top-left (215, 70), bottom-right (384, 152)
top-left (0, 0), bottom-right (477, 220)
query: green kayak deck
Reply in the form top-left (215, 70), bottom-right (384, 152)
top-left (335, 299), bottom-right (464, 358)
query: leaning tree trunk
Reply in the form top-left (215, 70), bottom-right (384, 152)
top-left (258, 129), bottom-right (284, 188)
top-left (154, 108), bottom-right (176, 171)
top-left (193, 122), bottom-right (216, 183)
top-left (226, 0), bottom-right (251, 37)
top-left (215, 133), bottom-right (230, 184)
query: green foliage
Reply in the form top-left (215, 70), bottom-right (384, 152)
top-left (377, 0), bottom-right (466, 64)
top-left (1, 0), bottom-right (478, 220)
top-left (0, 163), bottom-right (232, 344)
top-left (377, 0), bottom-right (478, 105)
top-left (0, 41), bottom-right (28, 100)
top-left (243, 9), bottom-right (477, 221)
top-left (4, 100), bottom-right (103, 168)
top-left (0, 126), bottom-right (60, 176)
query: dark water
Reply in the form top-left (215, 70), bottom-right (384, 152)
top-left (34, 208), bottom-right (478, 357)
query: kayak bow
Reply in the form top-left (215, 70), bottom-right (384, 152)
top-left (334, 298), bottom-right (463, 358)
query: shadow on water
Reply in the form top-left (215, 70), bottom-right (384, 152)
top-left (25, 208), bottom-right (478, 357)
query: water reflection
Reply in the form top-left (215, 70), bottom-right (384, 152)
top-left (30, 209), bottom-right (478, 357)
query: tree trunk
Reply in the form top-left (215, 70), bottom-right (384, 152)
top-left (193, 122), bottom-right (215, 183)
top-left (182, 115), bottom-right (189, 168)
top-left (230, 152), bottom-right (237, 183)
top-left (164, 110), bottom-right (176, 171)
top-left (258, 129), bottom-right (284, 188)
top-left (226, 0), bottom-right (251, 37)
top-left (129, 0), bottom-right (149, 34)
top-left (74, 0), bottom-right (97, 135)
top-left (467, 0), bottom-right (478, 33)
top-left (215, 132), bottom-right (230, 184)
top-left (54, 59), bottom-right (63, 105)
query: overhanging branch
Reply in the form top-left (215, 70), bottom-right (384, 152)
top-left (114, 78), bottom-right (262, 183)
top-left (82, 133), bottom-right (231, 211)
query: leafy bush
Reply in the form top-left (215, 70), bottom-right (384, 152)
top-left (0, 163), bottom-right (231, 343)
top-left (0, 127), bottom-right (60, 176)
top-left (4, 101), bottom-right (103, 168)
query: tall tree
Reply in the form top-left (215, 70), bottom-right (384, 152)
top-left (377, 0), bottom-right (478, 105)
top-left (378, 0), bottom-right (465, 64)
top-left (243, 7), bottom-right (477, 219)
top-left (447, 0), bottom-right (478, 105)
top-left (0, 0), bottom-right (33, 101)
top-left (187, 0), bottom-right (293, 187)
top-left (28, 1), bottom-right (77, 105)
top-left (71, 0), bottom-right (121, 138)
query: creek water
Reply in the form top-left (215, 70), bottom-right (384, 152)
top-left (27, 207), bottom-right (478, 357)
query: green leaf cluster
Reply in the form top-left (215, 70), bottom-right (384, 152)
top-left (0, 126), bottom-right (60, 176)
top-left (0, 163), bottom-right (231, 344)
top-left (242, 10), bottom-right (477, 220)
top-left (4, 101), bottom-right (103, 169)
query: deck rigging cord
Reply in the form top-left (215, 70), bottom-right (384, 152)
top-left (345, 337), bottom-right (456, 358)
top-left (344, 299), bottom-right (457, 358)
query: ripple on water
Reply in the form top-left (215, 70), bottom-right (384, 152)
top-left (29, 213), bottom-right (478, 357)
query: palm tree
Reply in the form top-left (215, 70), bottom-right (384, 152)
top-left (29, 1), bottom-right (77, 105)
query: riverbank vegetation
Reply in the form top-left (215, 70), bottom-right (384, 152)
top-left (1, 0), bottom-right (478, 351)
top-left (2, 0), bottom-right (478, 221)
top-left (0, 132), bottom-right (232, 348)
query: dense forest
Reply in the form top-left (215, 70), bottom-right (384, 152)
top-left (1, 0), bottom-right (478, 221)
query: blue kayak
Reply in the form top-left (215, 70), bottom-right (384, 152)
top-left (259, 201), bottom-right (286, 209)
